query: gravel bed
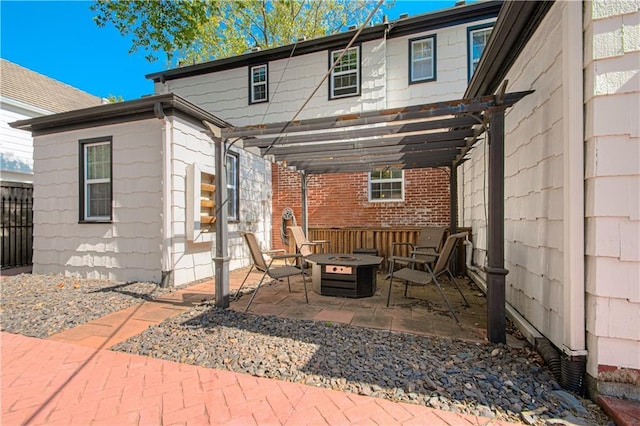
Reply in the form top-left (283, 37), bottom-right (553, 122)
top-left (0, 273), bottom-right (173, 338)
top-left (1, 273), bottom-right (611, 425)
top-left (113, 304), bottom-right (610, 426)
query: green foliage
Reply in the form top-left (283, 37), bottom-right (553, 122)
top-left (91, 0), bottom-right (386, 66)
top-left (104, 94), bottom-right (124, 103)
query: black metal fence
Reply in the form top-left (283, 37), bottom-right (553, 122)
top-left (1, 182), bottom-right (33, 269)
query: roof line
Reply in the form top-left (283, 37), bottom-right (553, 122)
top-left (146, 1), bottom-right (502, 83)
top-left (465, 0), bottom-right (553, 98)
top-left (10, 93), bottom-right (231, 135)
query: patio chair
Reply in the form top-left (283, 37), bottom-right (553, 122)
top-left (237, 232), bottom-right (308, 311)
top-left (386, 231), bottom-right (470, 323)
top-left (387, 226), bottom-right (445, 275)
top-left (288, 225), bottom-right (331, 259)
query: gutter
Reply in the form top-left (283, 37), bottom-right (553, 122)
top-left (9, 93), bottom-right (231, 136)
top-left (146, 1), bottom-right (502, 83)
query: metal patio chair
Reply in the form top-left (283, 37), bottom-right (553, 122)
top-left (237, 232), bottom-right (308, 311)
top-left (288, 226), bottom-right (331, 266)
top-left (386, 231), bottom-right (470, 323)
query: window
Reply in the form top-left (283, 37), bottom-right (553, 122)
top-left (80, 137), bottom-right (112, 221)
top-left (409, 35), bottom-right (436, 83)
top-left (330, 46), bottom-right (360, 99)
top-left (249, 64), bottom-right (268, 104)
top-left (468, 24), bottom-right (493, 80)
top-left (369, 169), bottom-right (404, 202)
top-left (226, 152), bottom-right (239, 220)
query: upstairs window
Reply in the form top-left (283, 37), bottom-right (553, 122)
top-left (330, 46), bottom-right (360, 99)
top-left (409, 35), bottom-right (436, 83)
top-left (468, 24), bottom-right (494, 80)
top-left (369, 169), bottom-right (404, 202)
top-left (226, 152), bottom-right (239, 221)
top-left (80, 137), bottom-right (112, 222)
top-left (249, 64), bottom-right (268, 104)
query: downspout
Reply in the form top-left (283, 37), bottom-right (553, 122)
top-left (561, 0), bottom-right (587, 392)
top-left (156, 102), bottom-right (174, 287)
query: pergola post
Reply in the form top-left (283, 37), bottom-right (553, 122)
top-left (214, 136), bottom-right (230, 308)
top-left (449, 164), bottom-right (458, 234)
top-left (486, 107), bottom-right (507, 343)
top-left (301, 172), bottom-right (308, 235)
top-left (449, 164), bottom-right (459, 275)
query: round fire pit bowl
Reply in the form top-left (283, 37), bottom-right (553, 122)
top-left (328, 255), bottom-right (358, 262)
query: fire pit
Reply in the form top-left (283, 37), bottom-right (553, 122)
top-left (305, 253), bottom-right (383, 298)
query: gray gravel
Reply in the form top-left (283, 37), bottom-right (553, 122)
top-left (0, 273), bottom-right (172, 338)
top-left (1, 273), bottom-right (611, 425)
top-left (113, 303), bottom-right (610, 426)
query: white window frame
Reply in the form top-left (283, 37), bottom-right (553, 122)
top-left (250, 64), bottom-right (268, 104)
top-left (226, 152), bottom-right (239, 221)
top-left (409, 35), bottom-right (436, 83)
top-left (368, 169), bottom-right (404, 202)
top-left (81, 139), bottom-right (112, 222)
top-left (330, 46), bottom-right (360, 99)
top-left (468, 24), bottom-right (494, 80)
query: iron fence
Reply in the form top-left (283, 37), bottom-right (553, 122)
top-left (1, 182), bottom-right (33, 269)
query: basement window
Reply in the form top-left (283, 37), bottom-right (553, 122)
top-left (369, 169), bottom-right (404, 202)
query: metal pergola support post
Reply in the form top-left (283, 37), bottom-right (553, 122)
top-left (214, 135), bottom-right (230, 308)
top-left (450, 164), bottom-right (458, 235)
top-left (486, 106), bottom-right (507, 343)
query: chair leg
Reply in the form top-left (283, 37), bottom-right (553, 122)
top-left (301, 272), bottom-right (308, 303)
top-left (429, 270), bottom-right (460, 323)
top-left (386, 272), bottom-right (395, 307)
top-left (245, 270), bottom-right (269, 312)
top-left (287, 276), bottom-right (292, 293)
top-left (235, 265), bottom-right (255, 300)
top-left (446, 269), bottom-right (470, 307)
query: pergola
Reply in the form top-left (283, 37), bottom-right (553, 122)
top-left (207, 86), bottom-right (531, 343)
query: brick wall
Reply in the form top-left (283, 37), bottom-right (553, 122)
top-left (272, 164), bottom-right (451, 249)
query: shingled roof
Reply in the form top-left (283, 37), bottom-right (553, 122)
top-left (1, 59), bottom-right (102, 113)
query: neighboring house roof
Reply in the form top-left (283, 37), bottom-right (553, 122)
top-left (147, 0), bottom-right (502, 83)
top-left (0, 59), bottom-right (102, 113)
top-left (10, 93), bottom-right (231, 135)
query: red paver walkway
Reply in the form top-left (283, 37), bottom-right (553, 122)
top-left (1, 332), bottom-right (519, 426)
top-left (598, 396), bottom-right (640, 426)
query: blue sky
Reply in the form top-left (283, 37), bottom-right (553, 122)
top-left (1, 1), bottom-right (460, 100)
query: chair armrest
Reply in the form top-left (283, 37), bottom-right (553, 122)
top-left (413, 246), bottom-right (439, 254)
top-left (391, 242), bottom-right (414, 255)
top-left (390, 255), bottom-right (429, 265)
top-left (411, 250), bottom-right (437, 261)
top-left (264, 248), bottom-right (286, 255)
top-left (271, 253), bottom-right (302, 260)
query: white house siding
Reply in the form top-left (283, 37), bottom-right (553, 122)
top-left (386, 18), bottom-right (495, 109)
top-left (0, 100), bottom-right (46, 183)
top-left (462, 3), bottom-right (567, 345)
top-left (168, 117), bottom-right (273, 286)
top-left (583, 1), bottom-right (640, 376)
top-left (154, 19), bottom-right (495, 125)
top-left (32, 120), bottom-right (164, 283)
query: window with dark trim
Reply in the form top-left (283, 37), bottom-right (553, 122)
top-left (79, 137), bottom-right (112, 222)
top-left (329, 46), bottom-right (360, 99)
top-left (409, 34), bottom-right (436, 84)
top-left (226, 151), bottom-right (239, 220)
top-left (369, 169), bottom-right (404, 202)
top-left (249, 64), bottom-right (268, 104)
top-left (467, 23), bottom-right (494, 81)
